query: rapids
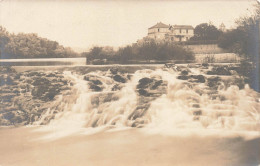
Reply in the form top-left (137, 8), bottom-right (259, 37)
top-left (29, 65), bottom-right (260, 140)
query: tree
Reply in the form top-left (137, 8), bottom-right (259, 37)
top-left (218, 3), bottom-right (259, 61)
top-left (87, 47), bottom-right (103, 60)
top-left (191, 23), bottom-right (222, 41)
top-left (217, 3), bottom-right (260, 91)
top-left (0, 26), bottom-right (79, 59)
top-left (118, 46), bottom-right (134, 63)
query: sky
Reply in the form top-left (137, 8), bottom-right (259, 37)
top-left (0, 0), bottom-right (257, 51)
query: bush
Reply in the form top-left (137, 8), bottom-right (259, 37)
top-left (84, 42), bottom-right (194, 64)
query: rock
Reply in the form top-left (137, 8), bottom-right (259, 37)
top-left (131, 118), bottom-right (148, 128)
top-left (202, 63), bottom-right (209, 67)
top-left (0, 67), bottom-right (16, 74)
top-left (137, 77), bottom-right (153, 89)
top-left (44, 91), bottom-right (57, 100)
top-left (177, 75), bottom-right (189, 80)
top-left (233, 78), bottom-right (245, 89)
top-left (193, 116), bottom-right (200, 121)
top-left (193, 110), bottom-right (202, 116)
top-left (84, 75), bottom-right (103, 85)
top-left (207, 66), bottom-right (231, 75)
top-left (207, 76), bottom-right (221, 88)
top-left (136, 77), bottom-right (166, 99)
top-left (112, 84), bottom-right (122, 91)
top-left (26, 71), bottom-right (45, 77)
top-left (83, 75), bottom-right (91, 81)
top-left (0, 76), bottom-right (15, 86)
top-left (138, 89), bottom-right (151, 97)
top-left (110, 68), bottom-right (118, 75)
top-left (32, 77), bottom-right (50, 86)
top-left (46, 73), bottom-right (58, 77)
top-left (1, 94), bottom-right (16, 102)
top-left (151, 80), bottom-right (163, 89)
top-left (89, 84), bottom-right (103, 92)
top-left (14, 74), bottom-right (21, 80)
top-left (192, 103), bottom-right (200, 108)
top-left (128, 105), bottom-right (149, 120)
top-left (91, 93), bottom-right (118, 107)
top-left (32, 87), bottom-right (47, 99)
top-left (3, 112), bottom-right (15, 120)
top-left (180, 70), bottom-right (189, 76)
top-left (190, 75), bottom-right (205, 83)
top-left (113, 75), bottom-right (126, 83)
top-left (91, 79), bottom-right (102, 85)
top-left (127, 74), bottom-right (132, 80)
top-left (30, 76), bottom-right (69, 101)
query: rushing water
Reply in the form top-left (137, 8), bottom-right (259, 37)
top-left (24, 65), bottom-right (259, 140)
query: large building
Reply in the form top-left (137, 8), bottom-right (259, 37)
top-left (145, 22), bottom-right (194, 43)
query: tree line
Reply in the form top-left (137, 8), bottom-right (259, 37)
top-left (189, 3), bottom-right (259, 62)
top-left (83, 42), bottom-right (195, 64)
top-left (0, 26), bottom-right (78, 59)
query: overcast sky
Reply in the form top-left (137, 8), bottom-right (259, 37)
top-left (0, 0), bottom-right (257, 50)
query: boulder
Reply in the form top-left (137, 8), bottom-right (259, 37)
top-left (137, 77), bottom-right (153, 89)
top-left (89, 84), bottom-right (103, 92)
top-left (84, 75), bottom-right (103, 85)
top-left (207, 76), bottom-right (221, 88)
top-left (113, 75), bottom-right (126, 83)
top-left (138, 89), bottom-right (151, 97)
top-left (177, 75), bottom-right (190, 80)
top-left (91, 79), bottom-right (102, 85)
top-left (190, 75), bottom-right (205, 83)
top-left (180, 70), bottom-right (189, 76)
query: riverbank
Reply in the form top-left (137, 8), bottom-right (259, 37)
top-left (0, 127), bottom-right (259, 166)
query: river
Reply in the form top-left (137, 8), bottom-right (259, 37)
top-left (0, 62), bottom-right (259, 166)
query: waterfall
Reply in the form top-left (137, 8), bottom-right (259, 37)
top-left (33, 67), bottom-right (260, 140)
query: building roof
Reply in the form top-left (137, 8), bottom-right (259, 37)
top-left (149, 22), bottom-right (170, 29)
top-left (173, 25), bottom-right (194, 29)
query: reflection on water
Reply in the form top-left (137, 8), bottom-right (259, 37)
top-left (0, 58), bottom-right (86, 66)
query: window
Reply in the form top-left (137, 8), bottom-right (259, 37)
top-left (158, 28), bottom-right (160, 32)
top-left (186, 37), bottom-right (188, 41)
top-left (171, 37), bottom-right (173, 41)
top-left (179, 29), bottom-right (181, 33)
top-left (186, 29), bottom-right (188, 33)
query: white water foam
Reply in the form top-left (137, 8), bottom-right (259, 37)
top-left (33, 68), bottom-right (260, 140)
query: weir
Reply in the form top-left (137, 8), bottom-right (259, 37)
top-left (15, 65), bottom-right (257, 140)
top-left (1, 65), bottom-right (259, 140)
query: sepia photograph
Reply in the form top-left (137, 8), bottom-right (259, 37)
top-left (0, 0), bottom-right (259, 165)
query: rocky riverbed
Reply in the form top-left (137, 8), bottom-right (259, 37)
top-left (0, 64), bottom-right (259, 132)
top-left (0, 67), bottom-right (72, 126)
